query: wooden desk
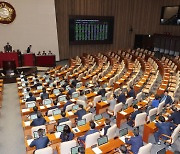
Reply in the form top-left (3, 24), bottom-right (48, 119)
top-left (143, 122), bottom-right (157, 143)
top-left (96, 102), bottom-right (109, 114)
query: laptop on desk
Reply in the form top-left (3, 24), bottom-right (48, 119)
top-left (97, 136), bottom-right (108, 146)
top-left (72, 104), bottom-right (79, 111)
top-left (33, 129), bottom-right (45, 139)
top-left (77, 119), bottom-right (86, 127)
top-left (56, 124), bottom-right (65, 132)
top-left (119, 128), bottom-right (129, 143)
top-left (71, 146), bottom-right (81, 154)
top-left (94, 114), bottom-right (103, 121)
top-left (150, 114), bottom-right (156, 122)
top-left (30, 114), bottom-right (37, 120)
top-left (52, 109), bottom-right (61, 116)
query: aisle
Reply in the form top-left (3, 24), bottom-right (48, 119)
top-left (0, 83), bottom-right (26, 154)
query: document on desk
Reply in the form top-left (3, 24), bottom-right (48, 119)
top-left (67, 111), bottom-right (74, 116)
top-left (48, 116), bottom-right (55, 121)
top-left (27, 139), bottom-right (34, 146)
top-left (120, 111), bottom-right (127, 115)
top-left (22, 109), bottom-right (30, 113)
top-left (119, 136), bottom-right (126, 143)
top-left (39, 106), bottom-right (45, 109)
top-left (72, 127), bottom-right (80, 133)
top-left (36, 97), bottom-right (41, 100)
top-left (46, 104), bottom-right (51, 108)
top-left (55, 132), bottom-right (61, 138)
top-left (94, 121), bottom-right (99, 127)
top-left (24, 121), bottom-right (31, 126)
top-left (92, 147), bottom-right (102, 154)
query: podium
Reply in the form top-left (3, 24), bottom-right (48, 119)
top-left (22, 53), bottom-right (35, 66)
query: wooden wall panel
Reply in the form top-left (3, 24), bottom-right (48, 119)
top-left (55, 0), bottom-right (180, 60)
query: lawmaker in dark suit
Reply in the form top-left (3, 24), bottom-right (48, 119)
top-left (68, 84), bottom-right (76, 96)
top-left (26, 92), bottom-right (36, 102)
top-left (34, 79), bottom-right (42, 89)
top-left (100, 119), bottom-right (111, 136)
top-left (125, 128), bottom-right (143, 154)
top-left (30, 106), bottom-right (39, 118)
top-left (117, 90), bottom-right (126, 104)
top-left (30, 112), bottom-right (46, 126)
top-left (74, 104), bottom-right (86, 120)
top-left (4, 42), bottom-right (12, 52)
top-left (40, 88), bottom-right (49, 100)
top-left (168, 107), bottom-right (180, 125)
top-left (127, 86), bottom-right (136, 99)
top-left (60, 125), bottom-right (74, 142)
top-left (27, 45), bottom-right (32, 53)
top-left (58, 111), bottom-right (69, 125)
top-left (78, 121), bottom-right (99, 142)
top-left (159, 90), bottom-right (173, 106)
top-left (63, 96), bottom-right (72, 111)
top-left (71, 77), bottom-right (79, 87)
top-left (154, 116), bottom-right (175, 144)
top-left (127, 105), bottom-right (141, 126)
top-left (30, 128), bottom-right (49, 150)
top-left (97, 87), bottom-right (106, 97)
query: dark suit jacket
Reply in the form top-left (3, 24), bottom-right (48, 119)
top-left (155, 122), bottom-right (175, 137)
top-left (128, 89), bottom-right (136, 99)
top-left (75, 109), bottom-right (86, 120)
top-left (102, 125), bottom-right (111, 136)
top-left (4, 45), bottom-right (12, 52)
top-left (97, 88), bottom-right (106, 97)
top-left (71, 79), bottom-right (79, 87)
top-left (130, 110), bottom-right (140, 121)
top-left (30, 117), bottom-right (46, 126)
top-left (160, 94), bottom-right (173, 105)
top-left (26, 96), bottom-right (36, 102)
top-left (30, 136), bottom-right (49, 150)
top-left (58, 117), bottom-right (69, 125)
top-left (41, 93), bottom-right (49, 100)
top-left (60, 132), bottom-right (74, 142)
top-left (117, 93), bottom-right (126, 104)
top-left (63, 101), bottom-right (72, 111)
top-left (169, 111), bottom-right (180, 125)
top-left (78, 129), bottom-right (99, 142)
top-left (125, 135), bottom-right (143, 154)
top-left (68, 88), bottom-right (76, 96)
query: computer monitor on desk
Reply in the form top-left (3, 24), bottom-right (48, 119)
top-left (97, 136), bottom-right (108, 146)
top-left (119, 128), bottom-right (128, 137)
top-left (77, 119), bottom-right (86, 127)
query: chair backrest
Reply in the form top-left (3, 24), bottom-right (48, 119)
top-left (93, 95), bottom-right (102, 107)
top-left (147, 108), bottom-right (157, 122)
top-left (60, 140), bottom-right (77, 154)
top-left (31, 125), bottom-right (46, 137)
top-left (85, 132), bottom-right (100, 148)
top-left (108, 78), bottom-right (114, 87)
top-left (134, 112), bottom-right (147, 127)
top-left (126, 97), bottom-right (133, 107)
top-left (157, 101), bottom-right (165, 115)
top-left (82, 113), bottom-right (93, 122)
top-left (136, 92), bottom-right (142, 102)
top-left (138, 143), bottom-right (152, 154)
top-left (65, 103), bottom-right (75, 112)
top-left (171, 124), bottom-right (180, 144)
top-left (114, 103), bottom-right (123, 116)
top-left (76, 100), bottom-right (87, 108)
top-left (72, 91), bottom-right (80, 99)
top-left (106, 124), bottom-right (117, 140)
top-left (105, 91), bottom-right (112, 100)
top-left (34, 147), bottom-right (53, 154)
top-left (59, 120), bottom-right (72, 128)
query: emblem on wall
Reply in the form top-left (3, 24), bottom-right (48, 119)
top-left (0, 2), bottom-right (16, 24)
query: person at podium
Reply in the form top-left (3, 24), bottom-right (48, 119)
top-left (4, 42), bottom-right (12, 52)
top-left (27, 45), bottom-right (32, 53)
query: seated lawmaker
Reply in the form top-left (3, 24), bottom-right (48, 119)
top-left (97, 86), bottom-right (106, 97)
top-left (127, 86), bottom-right (136, 99)
top-left (30, 112), bottom-right (46, 126)
top-left (78, 90), bottom-right (87, 102)
top-left (60, 125), bottom-right (74, 142)
top-left (100, 119), bottom-right (111, 136)
top-left (117, 89), bottom-right (126, 104)
top-left (127, 105), bottom-right (141, 127)
top-left (78, 121), bottom-right (99, 142)
top-left (71, 77), bottom-right (79, 87)
top-left (58, 111), bottom-right (69, 125)
top-left (125, 128), bottom-right (143, 154)
top-left (159, 90), bottom-right (173, 106)
top-left (74, 104), bottom-right (86, 120)
top-left (30, 128), bottom-right (49, 150)
top-left (168, 106), bottom-right (180, 125)
top-left (154, 116), bottom-right (175, 145)
top-left (30, 106), bottom-right (39, 117)
top-left (63, 95), bottom-right (72, 111)
top-left (26, 92), bottom-right (36, 102)
top-left (68, 84), bottom-right (76, 96)
top-left (34, 79), bottom-right (42, 89)
top-left (150, 95), bottom-right (160, 108)
top-left (40, 88), bottom-right (49, 100)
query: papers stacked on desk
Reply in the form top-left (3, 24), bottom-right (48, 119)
top-left (48, 116), bottom-right (55, 121)
top-left (46, 104), bottom-right (51, 108)
top-left (39, 106), bottom-right (45, 109)
top-left (24, 121), bottom-right (31, 126)
top-left (36, 97), bottom-right (41, 100)
top-left (92, 147), bottom-right (102, 154)
top-left (72, 127), bottom-right (80, 133)
top-left (27, 139), bottom-right (34, 146)
top-left (55, 132), bottom-right (61, 138)
top-left (120, 111), bottom-right (127, 115)
top-left (67, 111), bottom-right (74, 116)
top-left (22, 109), bottom-right (30, 113)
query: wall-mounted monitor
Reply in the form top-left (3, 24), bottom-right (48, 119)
top-left (69, 16), bottom-right (114, 45)
top-left (160, 5), bottom-right (180, 25)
